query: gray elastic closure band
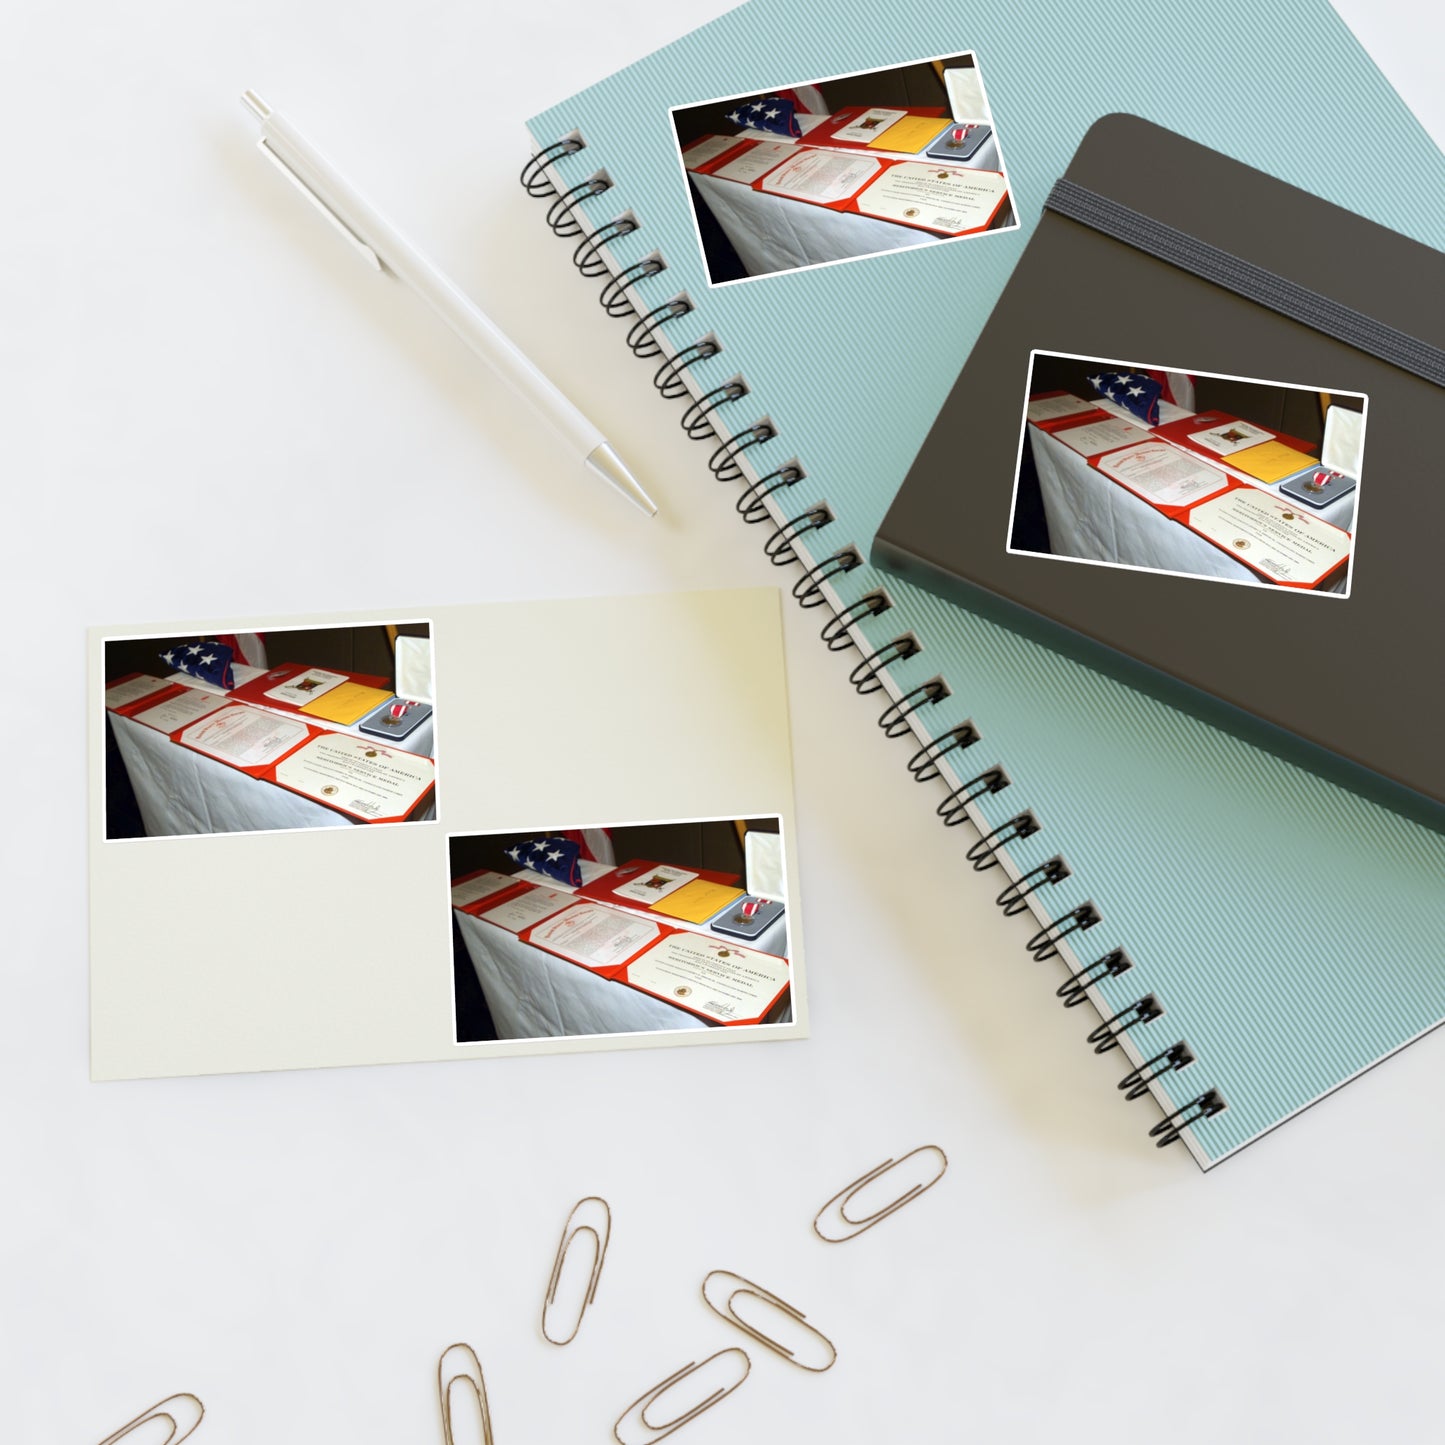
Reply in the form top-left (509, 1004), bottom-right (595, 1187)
top-left (1045, 177), bottom-right (1445, 388)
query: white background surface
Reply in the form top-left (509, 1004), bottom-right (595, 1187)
top-left (5, 1), bottom-right (1445, 1440)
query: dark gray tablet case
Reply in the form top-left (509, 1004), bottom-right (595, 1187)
top-left (874, 114), bottom-right (1445, 817)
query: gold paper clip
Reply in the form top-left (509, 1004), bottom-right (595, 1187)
top-left (438, 1342), bottom-right (495, 1445)
top-left (613, 1347), bottom-right (751, 1445)
top-left (542, 1194), bottom-right (611, 1345)
top-left (701, 1270), bottom-right (836, 1371)
top-left (97, 1394), bottom-right (204, 1445)
top-left (812, 1144), bottom-right (948, 1243)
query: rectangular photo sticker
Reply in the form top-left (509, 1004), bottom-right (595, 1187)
top-left (450, 816), bottom-right (794, 1046)
top-left (671, 51), bottom-right (1016, 286)
top-left (1008, 350), bottom-right (1366, 596)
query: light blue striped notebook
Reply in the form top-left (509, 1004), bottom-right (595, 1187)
top-left (523, 0), bottom-right (1445, 1169)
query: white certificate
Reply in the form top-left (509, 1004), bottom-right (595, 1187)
top-left (682, 134), bottom-right (746, 171)
top-left (713, 140), bottom-right (796, 184)
top-left (761, 148), bottom-right (882, 204)
top-left (273, 734), bottom-right (435, 820)
top-left (610, 863), bottom-right (699, 903)
top-left (129, 687), bottom-right (229, 734)
top-left (526, 904), bottom-right (665, 971)
top-left (1188, 419), bottom-right (1275, 456)
top-left (831, 107), bottom-right (905, 143)
top-left (624, 934), bottom-right (790, 1024)
top-left (1050, 417), bottom-right (1150, 459)
top-left (1186, 487), bottom-right (1352, 587)
top-left (1026, 394), bottom-right (1097, 424)
top-left (180, 706), bottom-right (311, 769)
top-left (264, 668), bottom-right (348, 706)
top-left (479, 886), bottom-right (576, 934)
top-left (450, 870), bottom-right (520, 909)
top-left (1096, 442), bottom-right (1232, 508)
top-left (855, 162), bottom-right (1008, 233)
top-left (104, 674), bottom-right (171, 710)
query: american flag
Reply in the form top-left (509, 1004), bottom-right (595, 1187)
top-left (1087, 367), bottom-right (1164, 425)
top-left (215, 631), bottom-right (267, 668)
top-left (504, 835), bottom-right (584, 887)
top-left (723, 94), bottom-right (802, 138)
top-left (159, 639), bottom-right (235, 690)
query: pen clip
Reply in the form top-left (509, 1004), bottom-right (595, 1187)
top-left (257, 138), bottom-right (382, 271)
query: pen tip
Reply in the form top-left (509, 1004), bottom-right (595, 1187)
top-left (241, 90), bottom-right (271, 119)
top-left (586, 443), bottom-right (659, 517)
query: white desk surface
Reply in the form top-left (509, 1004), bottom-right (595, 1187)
top-left (7, 0), bottom-right (1445, 1440)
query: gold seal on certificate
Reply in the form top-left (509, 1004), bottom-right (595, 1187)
top-left (1186, 486), bottom-right (1352, 587)
top-left (273, 733), bottom-right (436, 820)
top-left (623, 934), bottom-right (790, 1024)
top-left (180, 705), bottom-right (311, 769)
top-left (854, 162), bottom-right (1008, 233)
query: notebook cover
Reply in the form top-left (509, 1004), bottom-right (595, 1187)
top-left (875, 114), bottom-right (1445, 813)
top-left (527, 0), bottom-right (1445, 1167)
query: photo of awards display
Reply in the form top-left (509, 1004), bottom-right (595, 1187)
top-left (449, 817), bottom-right (791, 1046)
top-left (668, 51), bottom-right (1014, 284)
top-left (1005, 352), bottom-right (1364, 595)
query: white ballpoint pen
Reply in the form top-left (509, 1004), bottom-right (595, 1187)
top-left (241, 91), bottom-right (657, 517)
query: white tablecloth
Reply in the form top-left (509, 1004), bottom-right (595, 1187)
top-left (457, 862), bottom-right (790, 1040)
top-left (692, 129), bottom-right (1005, 277)
top-left (1028, 419), bottom-right (1354, 589)
top-left (109, 696), bottom-right (435, 837)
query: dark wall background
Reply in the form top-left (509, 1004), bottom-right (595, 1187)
top-left (449, 817), bottom-right (781, 883)
top-left (104, 622), bottom-right (429, 686)
top-left (1028, 354), bottom-right (1365, 451)
top-left (671, 56), bottom-right (970, 150)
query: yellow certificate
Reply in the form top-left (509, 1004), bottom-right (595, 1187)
top-left (649, 879), bottom-right (745, 924)
top-left (854, 162), bottom-right (1008, 233)
top-left (1186, 487), bottom-right (1351, 587)
top-left (1228, 440), bottom-right (1320, 484)
top-left (868, 116), bottom-right (948, 152)
top-left (301, 682), bottom-right (393, 725)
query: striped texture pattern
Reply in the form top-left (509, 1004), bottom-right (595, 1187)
top-left (529, 0), bottom-right (1445, 1164)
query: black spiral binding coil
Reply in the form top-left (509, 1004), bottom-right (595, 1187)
top-left (737, 464), bottom-right (802, 524)
top-left (520, 136), bottom-right (584, 197)
top-left (1026, 902), bottom-right (1101, 962)
top-left (792, 547), bottom-right (861, 609)
top-left (574, 216), bottom-right (637, 278)
top-left (521, 138), bottom-right (1226, 1158)
top-left (966, 811), bottom-right (1039, 871)
top-left (936, 765), bottom-right (1008, 825)
top-left (1149, 1091), bottom-right (1226, 1148)
top-left (1057, 948), bottom-right (1132, 1008)
top-left (1118, 1042), bottom-right (1194, 1101)
top-left (763, 505), bottom-right (832, 566)
top-left (655, 339), bottom-right (719, 399)
top-left (545, 174), bottom-right (610, 237)
top-left (848, 636), bottom-right (919, 695)
top-left (681, 379), bottom-right (748, 440)
top-left (820, 591), bottom-right (890, 651)
top-left (996, 856), bottom-right (1069, 917)
top-left (908, 721), bottom-right (978, 782)
top-left (601, 256), bottom-right (665, 318)
top-left (626, 296), bottom-right (692, 358)
top-left (709, 421), bottom-right (775, 482)
top-left (1086, 995), bottom-right (1164, 1054)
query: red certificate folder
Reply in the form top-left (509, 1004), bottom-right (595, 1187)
top-left (615, 933), bottom-right (791, 1027)
top-left (175, 704), bottom-right (320, 779)
top-left (518, 901), bottom-right (679, 979)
